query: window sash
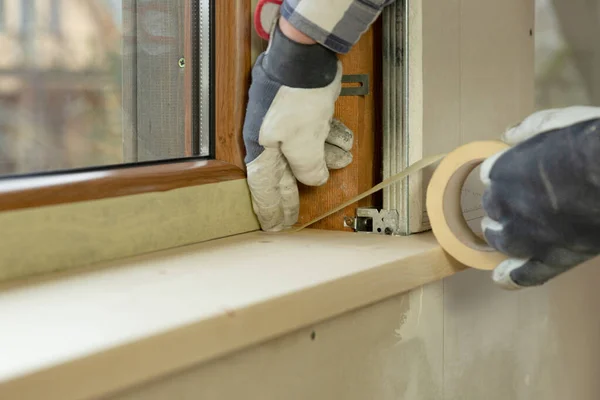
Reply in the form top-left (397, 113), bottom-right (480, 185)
top-left (0, 1), bottom-right (252, 282)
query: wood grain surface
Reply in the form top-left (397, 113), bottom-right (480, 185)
top-left (0, 160), bottom-right (245, 212)
top-left (214, 0), bottom-right (252, 170)
top-left (297, 23), bottom-right (382, 231)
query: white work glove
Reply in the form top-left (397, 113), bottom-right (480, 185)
top-left (481, 106), bottom-right (600, 289)
top-left (242, 22), bottom-right (353, 231)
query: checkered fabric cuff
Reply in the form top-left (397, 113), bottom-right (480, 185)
top-left (281, 0), bottom-right (395, 54)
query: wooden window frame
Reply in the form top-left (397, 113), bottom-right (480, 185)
top-left (0, 1), bottom-right (255, 283)
top-left (0, 1), bottom-right (250, 212)
top-left (0, 0), bottom-right (382, 283)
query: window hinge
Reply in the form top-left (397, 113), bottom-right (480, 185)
top-left (344, 208), bottom-right (400, 235)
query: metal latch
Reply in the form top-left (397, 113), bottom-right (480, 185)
top-left (340, 74), bottom-right (370, 96)
top-left (344, 208), bottom-right (400, 235)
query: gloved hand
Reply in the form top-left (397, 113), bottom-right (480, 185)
top-left (481, 106), bottom-right (600, 289)
top-left (242, 21), bottom-right (354, 231)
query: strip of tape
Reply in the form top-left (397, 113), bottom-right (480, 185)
top-left (277, 140), bottom-right (510, 271)
top-left (283, 153), bottom-right (447, 233)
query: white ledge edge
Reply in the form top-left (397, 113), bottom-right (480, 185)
top-left (0, 230), bottom-right (464, 400)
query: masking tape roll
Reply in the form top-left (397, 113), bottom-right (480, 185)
top-left (426, 140), bottom-right (510, 270)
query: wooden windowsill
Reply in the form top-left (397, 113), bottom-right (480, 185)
top-left (0, 229), bottom-right (464, 400)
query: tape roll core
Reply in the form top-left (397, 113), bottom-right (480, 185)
top-left (426, 140), bottom-right (510, 270)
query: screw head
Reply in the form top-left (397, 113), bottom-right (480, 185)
top-left (344, 216), bottom-right (355, 227)
top-left (178, 57), bottom-right (185, 68)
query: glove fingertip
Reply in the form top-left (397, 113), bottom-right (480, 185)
top-left (263, 223), bottom-right (285, 233)
top-left (492, 258), bottom-right (528, 290)
top-left (480, 149), bottom-right (508, 186)
top-left (327, 119), bottom-right (354, 151)
top-left (501, 124), bottom-right (526, 146)
top-left (325, 144), bottom-right (352, 169)
top-left (295, 163), bottom-right (329, 186)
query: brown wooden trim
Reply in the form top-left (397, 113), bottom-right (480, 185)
top-left (0, 161), bottom-right (245, 212)
top-left (214, 0), bottom-right (252, 170)
top-left (297, 22), bottom-right (382, 230)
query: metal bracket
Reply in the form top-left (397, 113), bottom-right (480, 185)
top-left (340, 74), bottom-right (370, 96)
top-left (344, 208), bottom-right (400, 235)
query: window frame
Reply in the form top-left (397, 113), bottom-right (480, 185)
top-left (0, 0), bottom-right (250, 210)
top-left (0, 0), bottom-right (254, 282)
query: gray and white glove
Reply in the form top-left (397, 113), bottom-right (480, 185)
top-left (242, 22), bottom-right (354, 231)
top-left (481, 106), bottom-right (600, 289)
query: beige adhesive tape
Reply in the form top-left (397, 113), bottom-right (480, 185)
top-left (279, 140), bottom-right (510, 271)
top-left (284, 153), bottom-right (447, 233)
top-left (426, 140), bottom-right (510, 270)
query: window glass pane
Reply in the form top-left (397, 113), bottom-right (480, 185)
top-left (535, 0), bottom-right (600, 109)
top-left (0, 0), bottom-right (211, 177)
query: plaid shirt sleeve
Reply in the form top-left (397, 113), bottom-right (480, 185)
top-left (280, 0), bottom-right (396, 54)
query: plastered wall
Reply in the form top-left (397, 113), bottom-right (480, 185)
top-left (110, 259), bottom-right (600, 400)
